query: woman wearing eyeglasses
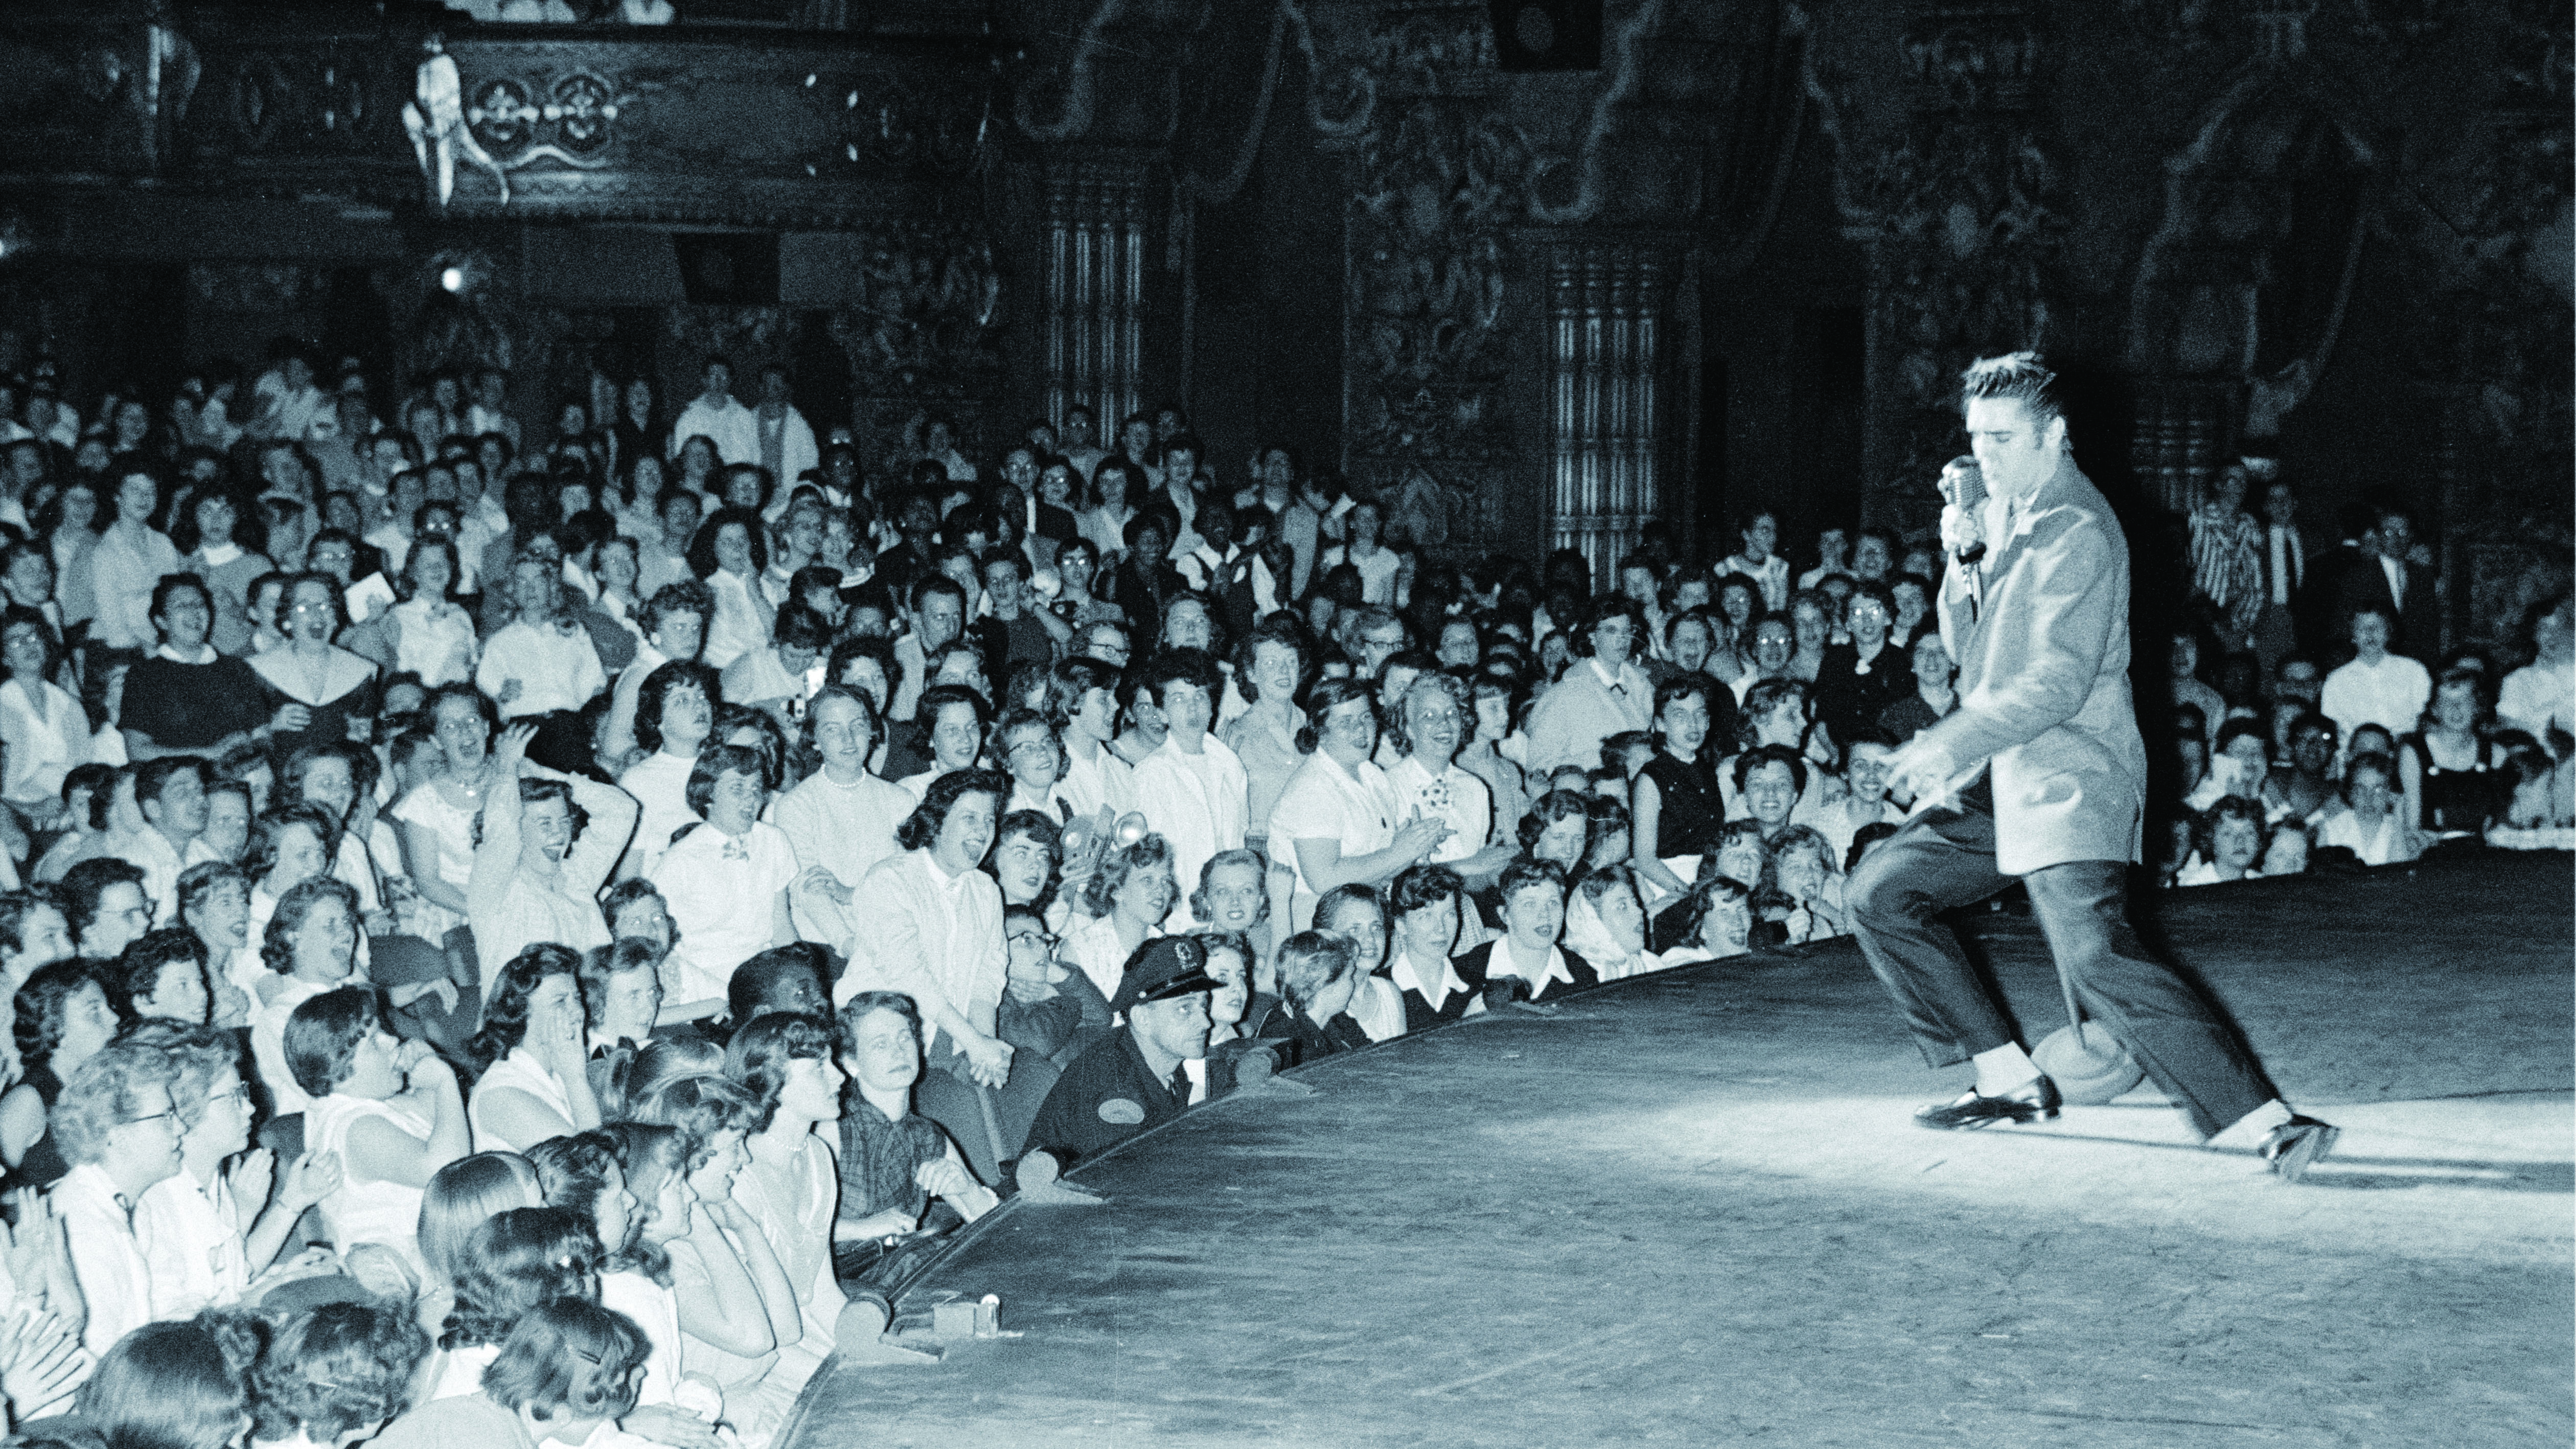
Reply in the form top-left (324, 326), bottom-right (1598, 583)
top-left (247, 570), bottom-right (380, 758)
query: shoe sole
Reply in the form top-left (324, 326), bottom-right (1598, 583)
top-left (2269, 1123), bottom-right (2340, 1183)
top-left (1911, 1105), bottom-right (2060, 1132)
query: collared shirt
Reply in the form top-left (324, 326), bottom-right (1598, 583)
top-left (1489, 941), bottom-right (1577, 1000)
top-left (90, 526), bottom-right (180, 650)
top-left (1383, 754), bottom-right (1491, 863)
top-left (840, 850), bottom-right (1006, 1051)
top-left (1062, 911), bottom-right (1161, 1005)
top-left (1268, 749), bottom-right (1400, 903)
top-left (1057, 740), bottom-right (1135, 822)
top-left (1715, 554), bottom-right (1789, 613)
top-left (2320, 653), bottom-right (2433, 749)
top-left (57, 1162), bottom-right (155, 1355)
top-left (1128, 732), bottom-right (1249, 916)
top-left (2379, 553), bottom-right (2407, 613)
top-left (669, 395), bottom-right (761, 466)
top-left (104, 826), bottom-right (219, 923)
top-left (1523, 657), bottom-right (1652, 774)
top-left (475, 618), bottom-right (607, 719)
top-left (135, 1168), bottom-right (247, 1319)
top-left (1390, 950), bottom-right (1469, 1017)
top-left (650, 820), bottom-right (799, 1006)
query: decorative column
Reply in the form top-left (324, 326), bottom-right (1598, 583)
top-left (1043, 159), bottom-right (1149, 438)
top-left (1545, 238), bottom-right (1673, 586)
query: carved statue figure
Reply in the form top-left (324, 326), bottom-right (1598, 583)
top-left (402, 34), bottom-right (510, 208)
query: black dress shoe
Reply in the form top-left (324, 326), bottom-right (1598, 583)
top-left (1913, 1076), bottom-right (2063, 1131)
top-left (2261, 1115), bottom-right (2339, 1183)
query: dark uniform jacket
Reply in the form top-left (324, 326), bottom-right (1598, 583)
top-left (1025, 1026), bottom-right (1191, 1165)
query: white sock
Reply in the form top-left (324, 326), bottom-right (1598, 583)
top-left (2210, 1098), bottom-right (2295, 1148)
top-left (1971, 1041), bottom-right (2039, 1096)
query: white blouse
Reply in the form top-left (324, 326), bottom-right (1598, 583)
top-left (0, 677), bottom-right (91, 806)
top-left (466, 1047), bottom-right (576, 1153)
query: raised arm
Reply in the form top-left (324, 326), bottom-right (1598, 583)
top-left (562, 772), bottom-right (639, 896)
top-left (464, 724), bottom-right (537, 926)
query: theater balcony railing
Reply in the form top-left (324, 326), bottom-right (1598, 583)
top-left (0, 2), bottom-right (1000, 230)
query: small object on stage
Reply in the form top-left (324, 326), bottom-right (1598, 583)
top-left (932, 1301), bottom-right (978, 1340)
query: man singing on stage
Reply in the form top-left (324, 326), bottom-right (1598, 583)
top-left (1850, 352), bottom-right (2338, 1182)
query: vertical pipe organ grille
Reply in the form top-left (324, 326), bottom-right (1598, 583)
top-left (1045, 162), bottom-right (1148, 442)
top-left (1549, 241), bottom-right (1666, 588)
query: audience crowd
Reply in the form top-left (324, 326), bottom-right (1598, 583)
top-left (0, 341), bottom-right (2559, 1449)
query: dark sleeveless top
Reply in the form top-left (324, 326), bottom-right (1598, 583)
top-left (2405, 733), bottom-right (2505, 832)
top-left (9, 1065), bottom-right (66, 1193)
top-left (1640, 751), bottom-right (1726, 859)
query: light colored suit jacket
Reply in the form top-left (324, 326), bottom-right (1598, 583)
top-left (1923, 457), bottom-right (2147, 875)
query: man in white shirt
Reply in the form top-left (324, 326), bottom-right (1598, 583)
top-left (364, 469), bottom-right (428, 579)
top-left (109, 757), bottom-right (220, 922)
top-left (2319, 607), bottom-right (2432, 754)
top-left (51, 1041), bottom-right (186, 1355)
top-left (1126, 650), bottom-right (1249, 922)
top-left (2498, 596), bottom-right (2574, 750)
top-left (1714, 510), bottom-right (1790, 613)
top-left (476, 558), bottom-right (608, 720)
top-left (751, 364), bottom-right (819, 498)
top-left (668, 356), bottom-right (760, 466)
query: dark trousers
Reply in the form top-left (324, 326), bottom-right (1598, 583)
top-left (1847, 779), bottom-right (2275, 1139)
top-left (915, 1043), bottom-right (1059, 1183)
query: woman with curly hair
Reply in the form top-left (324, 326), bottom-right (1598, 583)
top-left (1, 959), bottom-right (115, 1190)
top-left (376, 1298), bottom-right (652, 1449)
top-left (248, 874), bottom-right (362, 1117)
top-left (1061, 831), bottom-right (1175, 1005)
top-left (250, 1301), bottom-right (433, 1449)
top-left (286, 986), bottom-right (468, 1261)
top-left (465, 943), bottom-right (605, 1153)
top-left (425, 1205), bottom-right (603, 1401)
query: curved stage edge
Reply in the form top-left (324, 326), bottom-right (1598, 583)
top-left (784, 852), bottom-right (2574, 1449)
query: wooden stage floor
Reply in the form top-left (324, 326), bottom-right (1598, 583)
top-left (781, 852), bottom-right (2574, 1448)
